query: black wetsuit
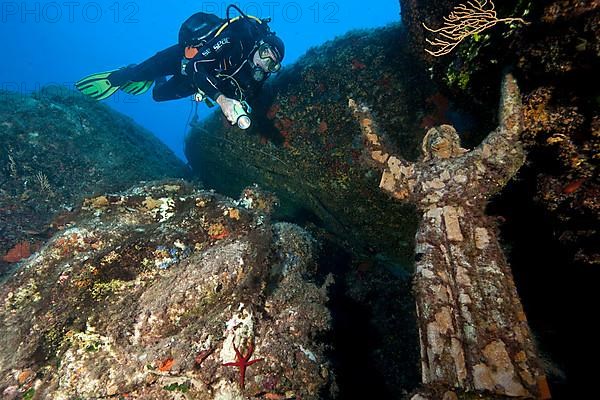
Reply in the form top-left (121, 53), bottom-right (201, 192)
top-left (109, 19), bottom-right (267, 103)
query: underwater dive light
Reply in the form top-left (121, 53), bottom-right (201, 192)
top-left (233, 101), bottom-right (252, 130)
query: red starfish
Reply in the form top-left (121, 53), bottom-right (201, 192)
top-left (222, 343), bottom-right (263, 389)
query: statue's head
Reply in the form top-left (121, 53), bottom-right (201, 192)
top-left (422, 125), bottom-right (467, 161)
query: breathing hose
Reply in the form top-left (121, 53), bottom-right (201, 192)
top-left (226, 4), bottom-right (248, 22)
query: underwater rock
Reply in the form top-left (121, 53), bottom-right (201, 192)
top-left (0, 87), bottom-right (188, 278)
top-left (0, 181), bottom-right (333, 399)
top-left (185, 25), bottom-right (432, 270)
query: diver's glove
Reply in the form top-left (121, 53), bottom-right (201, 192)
top-left (216, 95), bottom-right (251, 129)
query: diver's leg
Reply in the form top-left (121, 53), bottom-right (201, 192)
top-left (152, 75), bottom-right (196, 102)
top-left (108, 44), bottom-right (183, 85)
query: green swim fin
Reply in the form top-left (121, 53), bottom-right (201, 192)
top-left (75, 70), bottom-right (120, 101)
top-left (120, 80), bottom-right (154, 96)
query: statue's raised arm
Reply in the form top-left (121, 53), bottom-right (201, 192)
top-left (348, 98), bottom-right (417, 201)
top-left (467, 73), bottom-right (526, 198)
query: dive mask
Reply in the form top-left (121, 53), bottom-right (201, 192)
top-left (258, 43), bottom-right (281, 73)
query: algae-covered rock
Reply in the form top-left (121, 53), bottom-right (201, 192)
top-left (185, 25), bottom-right (434, 269)
top-left (0, 181), bottom-right (333, 399)
top-left (0, 87), bottom-right (189, 276)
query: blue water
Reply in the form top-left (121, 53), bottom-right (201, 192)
top-left (0, 1), bottom-right (400, 160)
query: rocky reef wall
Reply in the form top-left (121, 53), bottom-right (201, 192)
top-left (0, 181), bottom-right (334, 399)
top-left (0, 87), bottom-right (188, 278)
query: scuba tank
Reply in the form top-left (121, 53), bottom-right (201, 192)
top-left (178, 12), bottom-right (224, 48)
top-left (179, 5), bottom-right (271, 50)
top-left (179, 12), bottom-right (224, 75)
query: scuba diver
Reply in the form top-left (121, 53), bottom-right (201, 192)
top-left (75, 4), bottom-right (284, 129)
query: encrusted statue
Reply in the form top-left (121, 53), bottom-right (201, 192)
top-left (350, 74), bottom-right (550, 399)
